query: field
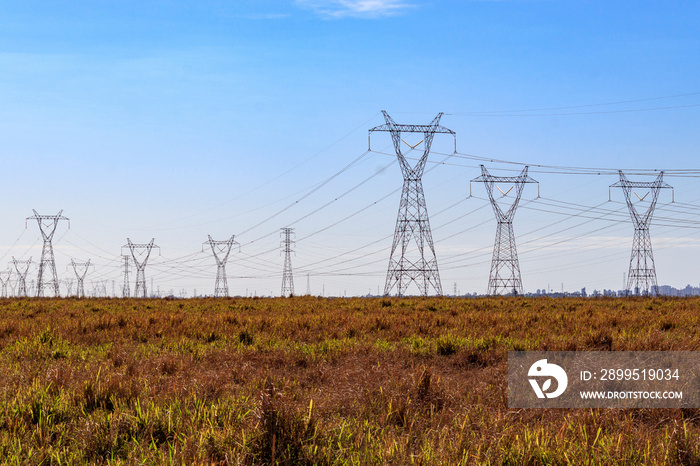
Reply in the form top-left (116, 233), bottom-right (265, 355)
top-left (0, 296), bottom-right (699, 464)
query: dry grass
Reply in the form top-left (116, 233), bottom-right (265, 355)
top-left (0, 296), bottom-right (699, 464)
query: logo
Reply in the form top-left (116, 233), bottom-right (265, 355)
top-left (528, 359), bottom-right (568, 398)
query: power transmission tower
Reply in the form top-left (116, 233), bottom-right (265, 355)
top-left (8, 273), bottom-right (17, 297)
top-left (11, 257), bottom-right (32, 297)
top-left (0, 270), bottom-right (10, 297)
top-left (64, 278), bottom-right (74, 297)
top-left (121, 255), bottom-right (131, 298)
top-left (471, 165), bottom-right (538, 296)
top-left (70, 259), bottom-right (92, 298)
top-left (610, 171), bottom-right (672, 296)
top-left (306, 273), bottom-right (311, 296)
top-left (203, 235), bottom-right (239, 297)
top-left (369, 111), bottom-right (455, 297)
top-left (280, 228), bottom-right (295, 296)
top-left (122, 239), bottom-right (159, 298)
top-left (26, 210), bottom-right (69, 297)
top-left (99, 280), bottom-right (108, 297)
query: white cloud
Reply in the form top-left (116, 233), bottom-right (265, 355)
top-left (296, 0), bottom-right (415, 18)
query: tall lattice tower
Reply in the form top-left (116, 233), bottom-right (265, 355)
top-left (26, 210), bottom-right (69, 297)
top-left (70, 259), bottom-right (91, 298)
top-left (610, 171), bottom-right (672, 296)
top-left (369, 111), bottom-right (455, 297)
top-left (280, 228), bottom-right (295, 296)
top-left (122, 239), bottom-right (159, 298)
top-left (204, 235), bottom-right (238, 297)
top-left (11, 257), bottom-right (32, 298)
top-left (121, 255), bottom-right (131, 298)
top-left (471, 165), bottom-right (538, 296)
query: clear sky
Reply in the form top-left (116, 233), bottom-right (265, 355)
top-left (1, 1), bottom-right (699, 297)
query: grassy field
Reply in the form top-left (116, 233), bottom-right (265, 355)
top-left (0, 296), bottom-right (699, 464)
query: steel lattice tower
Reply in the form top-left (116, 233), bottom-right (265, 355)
top-left (8, 274), bottom-right (17, 297)
top-left (64, 278), bottom-right (74, 297)
top-left (97, 280), bottom-right (108, 297)
top-left (204, 235), bottom-right (239, 297)
top-left (369, 111), bottom-right (455, 297)
top-left (281, 228), bottom-right (295, 296)
top-left (121, 255), bottom-right (131, 298)
top-left (27, 210), bottom-right (69, 297)
top-left (610, 171), bottom-right (672, 296)
top-left (70, 259), bottom-right (91, 298)
top-left (122, 239), bottom-right (159, 298)
top-left (11, 257), bottom-right (32, 298)
top-left (471, 165), bottom-right (538, 296)
top-left (0, 270), bottom-right (10, 297)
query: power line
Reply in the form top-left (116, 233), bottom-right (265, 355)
top-left (395, 92), bottom-right (700, 117)
top-left (450, 103), bottom-right (700, 117)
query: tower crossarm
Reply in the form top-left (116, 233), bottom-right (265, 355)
top-left (470, 164), bottom-right (538, 185)
top-left (470, 173), bottom-right (539, 184)
top-left (369, 123), bottom-right (456, 137)
top-left (122, 241), bottom-right (159, 249)
top-left (370, 110), bottom-right (455, 135)
top-left (609, 171), bottom-right (671, 190)
top-left (26, 209), bottom-right (69, 222)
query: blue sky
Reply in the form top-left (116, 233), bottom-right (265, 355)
top-left (0, 1), bottom-right (699, 296)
